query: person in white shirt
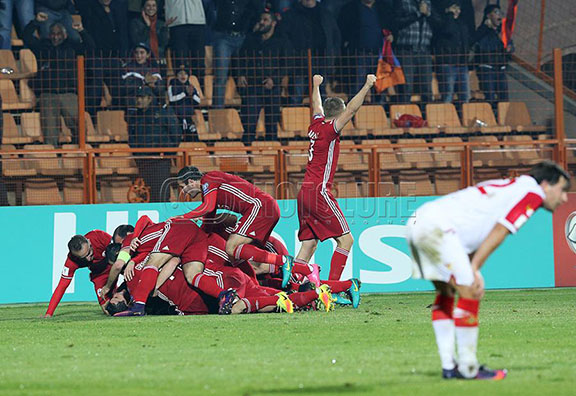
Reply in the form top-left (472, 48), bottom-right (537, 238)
top-left (407, 160), bottom-right (570, 380)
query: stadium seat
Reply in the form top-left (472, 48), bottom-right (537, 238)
top-left (1, 144), bottom-right (36, 177)
top-left (202, 76), bottom-right (241, 107)
top-left (97, 110), bottom-right (128, 142)
top-left (85, 112), bottom-right (110, 143)
top-left (0, 50), bottom-right (33, 79)
top-left (426, 103), bottom-right (472, 135)
top-left (434, 170), bottom-right (462, 195)
top-left (377, 172), bottom-right (396, 196)
top-left (61, 144), bottom-right (91, 173)
top-left (251, 141), bottom-right (281, 172)
top-left (497, 102), bottom-right (547, 133)
top-left (279, 107), bottom-right (309, 138)
top-left (213, 141), bottom-right (255, 172)
top-left (361, 139), bottom-right (410, 170)
top-left (354, 105), bottom-right (401, 137)
top-left (2, 113), bottom-right (33, 144)
top-left (19, 49), bottom-right (37, 75)
top-left (390, 104), bottom-right (439, 136)
top-left (430, 137), bottom-right (478, 168)
top-left (24, 179), bottom-right (63, 205)
top-left (397, 138), bottom-right (443, 168)
top-left (63, 179), bottom-right (84, 204)
top-left (179, 142), bottom-right (218, 172)
top-left (11, 25), bottom-right (23, 47)
top-left (0, 80), bottom-right (33, 110)
top-left (23, 144), bottom-right (75, 176)
top-left (100, 178), bottom-right (132, 203)
top-left (208, 109), bottom-right (244, 140)
top-left (20, 112), bottom-right (43, 143)
top-left (255, 108), bottom-right (266, 139)
top-left (19, 79), bottom-right (36, 104)
top-left (97, 143), bottom-right (139, 175)
top-left (339, 141), bottom-right (367, 172)
top-left (462, 102), bottom-right (511, 134)
top-left (398, 170), bottom-right (435, 196)
top-left (473, 168), bottom-right (503, 183)
top-left (502, 135), bottom-right (542, 165)
top-left (333, 179), bottom-right (365, 198)
top-left (286, 141), bottom-right (309, 173)
top-left (469, 136), bottom-right (511, 167)
top-left (194, 109), bottom-right (221, 140)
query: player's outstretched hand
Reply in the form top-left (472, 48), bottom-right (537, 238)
top-left (124, 261), bottom-right (135, 282)
top-left (130, 237), bottom-right (141, 251)
top-left (313, 74), bottom-right (324, 86)
top-left (365, 74), bottom-right (377, 88)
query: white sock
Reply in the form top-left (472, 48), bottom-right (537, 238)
top-left (432, 319), bottom-right (456, 370)
top-left (455, 325), bottom-right (479, 378)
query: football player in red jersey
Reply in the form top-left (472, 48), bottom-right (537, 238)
top-left (176, 166), bottom-right (295, 288)
top-left (295, 74), bottom-right (376, 281)
top-left (44, 225), bottom-right (134, 317)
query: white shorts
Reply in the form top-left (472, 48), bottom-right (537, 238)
top-left (407, 207), bottom-right (474, 286)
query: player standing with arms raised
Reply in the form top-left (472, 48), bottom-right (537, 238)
top-left (407, 161), bottom-right (569, 380)
top-left (295, 74), bottom-right (376, 282)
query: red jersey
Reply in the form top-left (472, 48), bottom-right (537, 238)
top-left (156, 268), bottom-right (214, 315)
top-left (61, 230), bottom-right (112, 281)
top-left (303, 115), bottom-right (340, 190)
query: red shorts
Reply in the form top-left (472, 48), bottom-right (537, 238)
top-left (233, 196), bottom-right (280, 244)
top-left (297, 186), bottom-right (350, 241)
top-left (151, 222), bottom-right (208, 264)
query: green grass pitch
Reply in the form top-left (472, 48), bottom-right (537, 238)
top-left (1, 289), bottom-right (575, 395)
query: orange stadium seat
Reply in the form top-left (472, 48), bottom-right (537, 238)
top-left (1, 144), bottom-right (37, 177)
top-left (208, 109), bottom-right (244, 140)
top-left (19, 49), bottom-right (38, 75)
top-left (502, 135), bottom-right (542, 165)
top-left (497, 102), bottom-right (547, 133)
top-left (97, 143), bottom-right (139, 175)
top-left (23, 144), bottom-right (75, 176)
top-left (251, 141), bottom-right (281, 172)
top-left (339, 141), bottom-right (367, 172)
top-left (63, 179), bottom-right (85, 204)
top-left (0, 80), bottom-right (33, 110)
top-left (279, 107), bottom-right (309, 138)
top-left (469, 136), bottom-right (511, 167)
top-left (397, 138), bottom-right (442, 168)
top-left (100, 178), bottom-right (132, 203)
top-left (20, 112), bottom-right (43, 143)
top-left (194, 109), bottom-right (221, 140)
top-left (286, 141), bottom-right (309, 173)
top-left (2, 113), bottom-right (33, 144)
top-left (462, 102), bottom-right (511, 134)
top-left (398, 170), bottom-right (435, 196)
top-left (390, 104), bottom-right (439, 136)
top-left (24, 179), bottom-right (63, 205)
top-left (434, 170), bottom-right (462, 195)
top-left (426, 103), bottom-right (472, 135)
top-left (355, 105), bottom-right (401, 137)
top-left (213, 141), bottom-right (255, 172)
top-left (97, 110), bottom-right (128, 141)
top-left (362, 139), bottom-right (410, 170)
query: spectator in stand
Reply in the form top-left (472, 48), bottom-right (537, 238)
top-left (212, 0), bottom-right (264, 109)
top-left (168, 65), bottom-right (201, 141)
top-left (279, 0), bottom-right (340, 105)
top-left (76, 0), bottom-right (130, 112)
top-left (129, 86), bottom-right (181, 202)
top-left (122, 42), bottom-right (163, 111)
top-left (235, 11), bottom-right (290, 143)
top-left (472, 4), bottom-right (512, 111)
top-left (165, 0), bottom-right (206, 84)
top-left (0, 0), bottom-right (34, 49)
top-left (433, 0), bottom-right (470, 106)
top-left (393, 0), bottom-right (440, 105)
top-left (338, 0), bottom-right (394, 99)
top-left (23, 12), bottom-right (95, 147)
top-left (130, 0), bottom-right (173, 59)
top-left (35, 0), bottom-right (80, 42)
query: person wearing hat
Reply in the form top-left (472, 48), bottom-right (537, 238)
top-left (129, 85), bottom-right (181, 202)
top-left (121, 41), bottom-right (163, 109)
top-left (471, 4), bottom-right (513, 110)
top-left (433, 0), bottom-right (471, 107)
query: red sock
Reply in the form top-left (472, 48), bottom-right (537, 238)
top-left (132, 266), bottom-right (159, 304)
top-left (241, 296), bottom-right (279, 312)
top-left (321, 280), bottom-right (352, 293)
top-left (432, 294), bottom-right (455, 321)
top-left (329, 247), bottom-right (349, 280)
top-left (234, 244), bottom-right (284, 266)
top-left (288, 290), bottom-right (318, 307)
top-left (454, 298), bottom-right (479, 327)
top-left (191, 273), bottom-right (224, 298)
top-left (293, 263), bottom-right (312, 276)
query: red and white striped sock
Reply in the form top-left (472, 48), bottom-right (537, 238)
top-left (241, 296), bottom-right (279, 313)
top-left (454, 298), bottom-right (480, 377)
top-left (233, 244), bottom-right (284, 266)
top-left (293, 258), bottom-right (312, 276)
top-left (132, 266), bottom-right (159, 305)
top-left (191, 273), bottom-right (224, 298)
top-left (329, 247), bottom-right (349, 280)
top-left (431, 294), bottom-right (456, 370)
top-left (321, 279), bottom-right (352, 294)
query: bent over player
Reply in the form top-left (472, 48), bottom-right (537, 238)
top-left (407, 161), bottom-right (569, 380)
top-left (295, 74), bottom-right (376, 280)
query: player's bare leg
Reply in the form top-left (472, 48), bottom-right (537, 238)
top-left (293, 239), bottom-right (322, 285)
top-left (226, 233), bottom-right (294, 288)
top-left (115, 252), bottom-right (173, 316)
top-left (328, 233), bottom-right (354, 280)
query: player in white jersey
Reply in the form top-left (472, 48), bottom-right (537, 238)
top-left (407, 161), bottom-right (570, 380)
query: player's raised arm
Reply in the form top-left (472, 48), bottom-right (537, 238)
top-left (334, 74), bottom-right (376, 132)
top-left (312, 74), bottom-right (324, 116)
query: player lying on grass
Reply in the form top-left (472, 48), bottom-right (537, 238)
top-left (175, 166), bottom-right (294, 288)
top-left (295, 74), bottom-right (376, 281)
top-left (203, 212), bottom-right (362, 307)
top-left (104, 240), bottom-right (334, 315)
top-left (44, 225), bottom-right (134, 317)
top-left (407, 160), bottom-right (570, 380)
top-left (100, 216), bottom-right (223, 316)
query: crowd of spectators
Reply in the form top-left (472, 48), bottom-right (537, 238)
top-left (1, 0), bottom-right (514, 146)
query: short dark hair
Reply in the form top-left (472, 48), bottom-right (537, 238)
top-left (105, 243), bottom-right (122, 264)
top-left (68, 235), bottom-right (88, 253)
top-left (112, 224), bottom-right (134, 241)
top-left (105, 283), bottom-right (131, 316)
top-left (177, 166), bottom-right (203, 183)
top-left (323, 97), bottom-right (346, 118)
top-left (484, 4), bottom-right (501, 15)
top-left (529, 160), bottom-right (571, 188)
